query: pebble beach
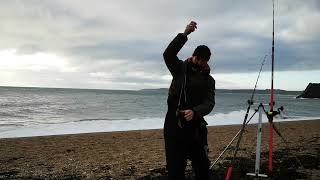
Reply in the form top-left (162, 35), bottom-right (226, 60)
top-left (0, 119), bottom-right (319, 179)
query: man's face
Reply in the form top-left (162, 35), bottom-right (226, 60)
top-left (192, 56), bottom-right (208, 68)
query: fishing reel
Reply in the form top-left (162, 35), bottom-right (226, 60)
top-left (266, 106), bottom-right (284, 122)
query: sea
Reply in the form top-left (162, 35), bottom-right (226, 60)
top-left (0, 86), bottom-right (319, 138)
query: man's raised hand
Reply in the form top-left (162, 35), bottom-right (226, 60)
top-left (183, 21), bottom-right (197, 36)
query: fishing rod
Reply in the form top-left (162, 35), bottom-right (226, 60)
top-left (267, 0), bottom-right (275, 173)
top-left (225, 0), bottom-right (279, 178)
top-left (219, 1), bottom-right (299, 178)
top-left (223, 55), bottom-right (268, 180)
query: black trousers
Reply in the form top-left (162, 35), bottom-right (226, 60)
top-left (164, 118), bottom-right (210, 180)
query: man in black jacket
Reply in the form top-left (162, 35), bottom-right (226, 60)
top-left (163, 21), bottom-right (215, 180)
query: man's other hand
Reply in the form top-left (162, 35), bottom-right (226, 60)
top-left (181, 109), bottom-right (194, 121)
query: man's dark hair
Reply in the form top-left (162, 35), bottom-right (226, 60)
top-left (192, 45), bottom-right (211, 61)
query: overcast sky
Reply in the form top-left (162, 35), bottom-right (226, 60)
top-left (0, 0), bottom-right (319, 91)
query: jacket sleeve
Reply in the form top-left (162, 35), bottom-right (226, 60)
top-left (163, 33), bottom-right (188, 76)
top-left (193, 77), bottom-right (215, 118)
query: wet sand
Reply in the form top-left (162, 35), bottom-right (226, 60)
top-left (0, 119), bottom-right (319, 179)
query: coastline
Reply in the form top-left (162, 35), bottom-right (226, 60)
top-left (2, 116), bottom-right (320, 139)
top-left (0, 119), bottom-right (319, 179)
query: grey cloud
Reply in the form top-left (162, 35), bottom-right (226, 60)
top-left (16, 44), bottom-right (44, 55)
top-left (1, 0), bottom-right (319, 77)
top-left (67, 40), bottom-right (165, 61)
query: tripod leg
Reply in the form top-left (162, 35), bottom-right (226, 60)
top-left (210, 110), bottom-right (258, 169)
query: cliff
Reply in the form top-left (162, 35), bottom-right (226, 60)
top-left (296, 83), bottom-right (320, 98)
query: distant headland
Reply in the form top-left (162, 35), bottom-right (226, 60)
top-left (296, 83), bottom-right (320, 98)
top-left (139, 88), bottom-right (301, 95)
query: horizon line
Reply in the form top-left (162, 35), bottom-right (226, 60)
top-left (0, 85), bottom-right (304, 92)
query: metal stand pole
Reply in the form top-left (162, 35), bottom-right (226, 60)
top-left (247, 104), bottom-right (267, 179)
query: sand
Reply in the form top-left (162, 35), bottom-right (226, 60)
top-left (0, 120), bottom-right (319, 179)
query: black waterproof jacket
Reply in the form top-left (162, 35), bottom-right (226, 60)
top-left (163, 33), bottom-right (215, 136)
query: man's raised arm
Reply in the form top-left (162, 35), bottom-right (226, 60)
top-left (163, 21), bottom-right (197, 76)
